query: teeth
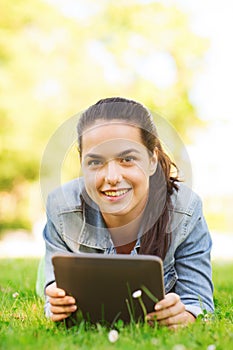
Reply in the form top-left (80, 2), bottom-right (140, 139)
top-left (104, 189), bottom-right (129, 197)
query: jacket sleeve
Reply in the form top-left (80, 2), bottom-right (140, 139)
top-left (39, 192), bottom-right (74, 318)
top-left (173, 198), bottom-right (214, 317)
top-left (43, 192), bottom-right (73, 289)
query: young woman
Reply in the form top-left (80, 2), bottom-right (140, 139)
top-left (42, 97), bottom-right (214, 329)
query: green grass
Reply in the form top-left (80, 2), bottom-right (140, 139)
top-left (0, 259), bottom-right (232, 350)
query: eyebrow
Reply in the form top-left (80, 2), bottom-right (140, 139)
top-left (84, 153), bottom-right (105, 160)
top-left (84, 148), bottom-right (140, 160)
top-left (117, 149), bottom-right (140, 158)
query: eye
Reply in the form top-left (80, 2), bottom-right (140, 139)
top-left (87, 159), bottom-right (103, 168)
top-left (120, 156), bottom-right (136, 164)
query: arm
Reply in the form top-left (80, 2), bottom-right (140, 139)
top-left (173, 198), bottom-right (214, 317)
top-left (43, 193), bottom-right (72, 288)
top-left (42, 193), bottom-right (78, 321)
top-left (147, 197), bottom-right (214, 329)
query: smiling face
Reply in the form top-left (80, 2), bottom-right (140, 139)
top-left (81, 120), bottom-right (157, 226)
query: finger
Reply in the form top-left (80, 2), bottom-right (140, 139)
top-left (146, 311), bottom-right (179, 328)
top-left (158, 312), bottom-right (184, 326)
top-left (159, 310), bottom-right (195, 327)
top-left (155, 301), bottom-right (185, 321)
top-left (46, 285), bottom-right (66, 298)
top-left (49, 296), bottom-right (76, 306)
top-left (147, 319), bottom-right (155, 328)
top-left (146, 312), bottom-right (181, 328)
top-left (168, 324), bottom-right (182, 331)
top-left (147, 309), bottom-right (195, 328)
top-left (145, 312), bottom-right (157, 328)
top-left (51, 313), bottom-right (71, 322)
top-left (147, 300), bottom-right (184, 319)
top-left (146, 312), bottom-right (157, 321)
top-left (50, 304), bottom-right (77, 315)
top-left (154, 293), bottom-right (180, 311)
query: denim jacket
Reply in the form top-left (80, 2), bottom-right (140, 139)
top-left (42, 178), bottom-right (214, 318)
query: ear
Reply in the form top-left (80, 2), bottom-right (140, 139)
top-left (149, 148), bottom-right (158, 176)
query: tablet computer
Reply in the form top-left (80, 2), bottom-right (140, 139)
top-left (52, 253), bottom-right (164, 327)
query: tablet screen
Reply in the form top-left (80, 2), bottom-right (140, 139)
top-left (52, 253), bottom-right (164, 326)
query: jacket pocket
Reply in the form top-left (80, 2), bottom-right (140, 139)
top-left (164, 266), bottom-right (178, 294)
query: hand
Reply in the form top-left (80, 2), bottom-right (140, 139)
top-left (146, 293), bottom-right (196, 330)
top-left (45, 282), bottom-right (77, 322)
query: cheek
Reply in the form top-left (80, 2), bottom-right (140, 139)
top-left (136, 176), bottom-right (150, 192)
top-left (130, 164), bottom-right (151, 185)
top-left (83, 170), bottom-right (103, 192)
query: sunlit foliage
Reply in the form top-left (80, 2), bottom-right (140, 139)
top-left (0, 0), bottom-right (208, 231)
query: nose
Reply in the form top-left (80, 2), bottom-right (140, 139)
top-left (104, 160), bottom-right (122, 185)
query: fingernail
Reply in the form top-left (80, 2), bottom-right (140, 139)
top-left (71, 305), bottom-right (77, 311)
top-left (155, 304), bottom-right (161, 310)
top-left (58, 291), bottom-right (65, 297)
top-left (68, 298), bottom-right (75, 303)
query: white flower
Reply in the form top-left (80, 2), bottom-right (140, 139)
top-left (108, 330), bottom-right (119, 343)
top-left (151, 338), bottom-right (159, 345)
top-left (132, 290), bottom-right (142, 299)
top-left (207, 345), bottom-right (216, 350)
top-left (172, 345), bottom-right (186, 350)
top-left (12, 292), bottom-right (19, 298)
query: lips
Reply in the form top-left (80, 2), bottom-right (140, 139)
top-left (102, 189), bottom-right (131, 197)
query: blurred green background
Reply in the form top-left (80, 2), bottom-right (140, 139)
top-left (0, 0), bottom-right (232, 237)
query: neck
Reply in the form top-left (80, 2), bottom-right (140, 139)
top-left (103, 212), bottom-right (143, 247)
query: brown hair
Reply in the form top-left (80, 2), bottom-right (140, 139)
top-left (77, 97), bottom-right (180, 260)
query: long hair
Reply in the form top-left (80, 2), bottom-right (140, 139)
top-left (77, 97), bottom-right (180, 260)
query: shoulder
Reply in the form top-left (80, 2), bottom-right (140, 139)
top-left (170, 182), bottom-right (202, 217)
top-left (166, 182), bottom-right (209, 254)
top-left (164, 183), bottom-right (207, 265)
top-left (46, 177), bottom-right (84, 215)
top-left (168, 183), bottom-right (204, 239)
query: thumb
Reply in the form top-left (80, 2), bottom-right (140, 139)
top-left (46, 283), bottom-right (66, 297)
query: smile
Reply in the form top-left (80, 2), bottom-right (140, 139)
top-left (102, 189), bottom-right (130, 197)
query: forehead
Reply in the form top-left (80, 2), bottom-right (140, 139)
top-left (81, 120), bottom-right (146, 156)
